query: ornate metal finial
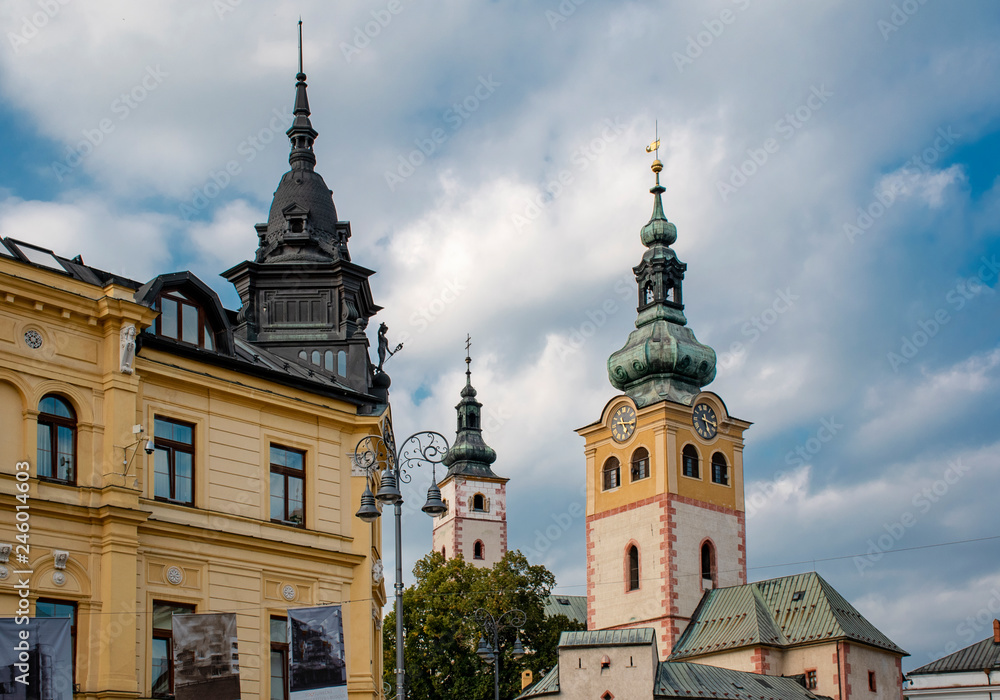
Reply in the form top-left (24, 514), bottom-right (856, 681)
top-left (645, 120), bottom-right (662, 184)
top-left (465, 334), bottom-right (472, 384)
top-left (287, 20), bottom-right (318, 169)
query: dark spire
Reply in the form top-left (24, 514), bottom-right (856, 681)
top-left (606, 154), bottom-right (716, 408)
top-left (442, 337), bottom-right (504, 481)
top-left (287, 20), bottom-right (318, 170)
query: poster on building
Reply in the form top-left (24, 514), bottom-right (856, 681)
top-left (0, 617), bottom-right (73, 700)
top-left (171, 613), bottom-right (241, 700)
top-left (288, 606), bottom-right (347, 700)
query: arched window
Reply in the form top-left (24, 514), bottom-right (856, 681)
top-left (473, 541), bottom-right (485, 560)
top-left (441, 547), bottom-right (446, 558)
top-left (711, 452), bottom-right (729, 485)
top-left (311, 350), bottom-right (320, 366)
top-left (630, 447), bottom-right (649, 481)
top-left (602, 457), bottom-right (621, 491)
top-left (472, 494), bottom-right (485, 512)
top-left (298, 350), bottom-right (307, 361)
top-left (627, 545), bottom-right (639, 591)
top-left (701, 541), bottom-right (715, 588)
top-left (643, 283), bottom-right (654, 304)
top-left (682, 445), bottom-right (700, 479)
top-left (324, 350), bottom-right (333, 371)
top-left (37, 395), bottom-right (76, 484)
top-left (337, 351), bottom-right (347, 376)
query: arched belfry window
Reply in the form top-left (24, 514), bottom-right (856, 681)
top-left (711, 452), bottom-right (729, 485)
top-left (627, 545), bottom-right (640, 591)
top-left (474, 541), bottom-right (485, 560)
top-left (37, 395), bottom-right (76, 484)
top-left (643, 283), bottom-right (654, 305)
top-left (701, 541), bottom-right (716, 589)
top-left (472, 494), bottom-right (486, 512)
top-left (602, 457), bottom-right (621, 491)
top-left (630, 447), bottom-right (649, 481)
top-left (682, 445), bottom-right (700, 479)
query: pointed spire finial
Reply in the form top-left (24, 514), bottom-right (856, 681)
top-left (287, 20), bottom-right (318, 169)
top-left (297, 18), bottom-right (304, 78)
top-left (465, 334), bottom-right (472, 385)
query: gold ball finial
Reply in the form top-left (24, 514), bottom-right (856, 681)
top-left (651, 159), bottom-right (663, 174)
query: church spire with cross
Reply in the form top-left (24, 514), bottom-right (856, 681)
top-left (432, 336), bottom-right (509, 567)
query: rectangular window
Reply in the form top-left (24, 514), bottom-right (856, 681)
top-left (35, 599), bottom-right (77, 683)
top-left (151, 601), bottom-right (195, 698)
top-left (868, 671), bottom-right (877, 692)
top-left (270, 445), bottom-right (305, 526)
top-left (154, 417), bottom-right (195, 505)
top-left (682, 454), bottom-right (699, 479)
top-left (711, 462), bottom-right (728, 485)
top-left (270, 617), bottom-right (289, 700)
top-left (160, 297), bottom-right (178, 339)
top-left (805, 670), bottom-right (817, 690)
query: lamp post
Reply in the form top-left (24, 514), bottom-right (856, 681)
top-left (354, 427), bottom-right (449, 700)
top-left (474, 607), bottom-right (526, 700)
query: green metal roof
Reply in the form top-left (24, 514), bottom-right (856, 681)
top-left (656, 662), bottom-right (821, 700)
top-left (516, 666), bottom-right (561, 698)
top-left (669, 572), bottom-right (906, 659)
top-left (543, 595), bottom-right (588, 627)
top-left (515, 660), bottom-right (823, 699)
top-left (909, 635), bottom-right (1000, 675)
top-left (560, 627), bottom-right (657, 648)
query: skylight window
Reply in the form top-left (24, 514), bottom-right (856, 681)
top-left (791, 590), bottom-right (805, 601)
top-left (9, 241), bottom-right (68, 272)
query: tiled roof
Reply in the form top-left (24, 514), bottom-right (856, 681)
top-left (559, 627), bottom-right (656, 648)
top-left (670, 572), bottom-right (906, 659)
top-left (543, 595), bottom-right (587, 627)
top-left (909, 635), bottom-right (1000, 675)
top-left (656, 661), bottom-right (822, 700)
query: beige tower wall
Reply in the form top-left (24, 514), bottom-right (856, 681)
top-left (432, 474), bottom-right (507, 567)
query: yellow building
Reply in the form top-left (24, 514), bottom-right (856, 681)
top-left (0, 61), bottom-right (388, 700)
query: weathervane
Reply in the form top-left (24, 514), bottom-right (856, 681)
top-left (645, 120), bottom-right (660, 160)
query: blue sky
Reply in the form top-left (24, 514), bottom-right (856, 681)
top-left (2, 0), bottom-right (999, 669)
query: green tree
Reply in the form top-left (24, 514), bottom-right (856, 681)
top-left (382, 550), bottom-right (583, 700)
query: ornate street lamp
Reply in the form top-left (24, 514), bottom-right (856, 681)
top-left (354, 428), bottom-right (450, 699)
top-left (474, 607), bottom-right (527, 700)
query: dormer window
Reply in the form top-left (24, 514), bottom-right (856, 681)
top-left (155, 291), bottom-right (215, 350)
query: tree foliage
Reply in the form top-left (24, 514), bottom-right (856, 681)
top-left (382, 550), bottom-right (583, 700)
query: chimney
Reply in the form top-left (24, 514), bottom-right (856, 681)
top-left (994, 618), bottom-right (999, 644)
top-left (522, 670), bottom-right (534, 690)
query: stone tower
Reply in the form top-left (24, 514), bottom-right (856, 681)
top-left (432, 344), bottom-right (508, 567)
top-left (578, 158), bottom-right (751, 657)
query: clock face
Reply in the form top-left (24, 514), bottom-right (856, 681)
top-left (692, 403), bottom-right (718, 440)
top-left (611, 405), bottom-right (637, 442)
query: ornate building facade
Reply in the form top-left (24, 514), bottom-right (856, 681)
top-left (0, 58), bottom-right (388, 700)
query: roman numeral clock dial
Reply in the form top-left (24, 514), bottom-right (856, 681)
top-left (611, 404), bottom-right (636, 443)
top-left (692, 403), bottom-right (718, 440)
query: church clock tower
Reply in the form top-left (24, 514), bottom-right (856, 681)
top-left (432, 344), bottom-right (508, 567)
top-left (578, 158), bottom-right (751, 658)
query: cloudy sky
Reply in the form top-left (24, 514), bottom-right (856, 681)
top-left (2, 0), bottom-right (998, 669)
